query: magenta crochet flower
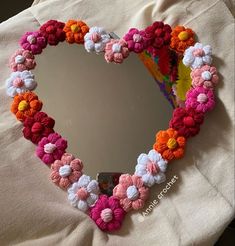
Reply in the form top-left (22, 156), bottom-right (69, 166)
top-left (40, 20), bottom-right (66, 45)
top-left (36, 132), bottom-right (67, 165)
top-left (89, 195), bottom-right (126, 232)
top-left (185, 86), bottom-right (215, 113)
top-left (50, 153), bottom-right (83, 189)
top-left (104, 39), bottom-right (129, 64)
top-left (191, 65), bottom-right (219, 89)
top-left (113, 174), bottom-right (149, 212)
top-left (9, 49), bottom-right (36, 72)
top-left (20, 31), bottom-right (47, 54)
top-left (123, 28), bottom-right (147, 53)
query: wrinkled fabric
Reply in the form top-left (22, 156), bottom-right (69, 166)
top-left (0, 0), bottom-right (234, 245)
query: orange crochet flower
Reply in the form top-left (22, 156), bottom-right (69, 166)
top-left (11, 91), bottom-right (43, 122)
top-left (170, 26), bottom-right (195, 53)
top-left (63, 20), bottom-right (89, 44)
top-left (153, 128), bottom-right (186, 161)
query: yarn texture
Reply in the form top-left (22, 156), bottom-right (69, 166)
top-left (183, 42), bottom-right (212, 69)
top-left (89, 195), bottom-right (125, 232)
top-left (113, 174), bottom-right (149, 212)
top-left (23, 111), bottom-right (55, 144)
top-left (20, 31), bottom-right (47, 54)
top-left (9, 49), bottom-right (36, 72)
top-left (185, 86), bottom-right (215, 113)
top-left (135, 149), bottom-right (168, 187)
top-left (153, 128), bottom-right (186, 161)
top-left (169, 107), bottom-right (204, 138)
top-left (84, 26), bottom-right (110, 54)
top-left (50, 153), bottom-right (83, 189)
top-left (67, 174), bottom-right (99, 212)
top-left (6, 70), bottom-right (37, 97)
top-left (40, 20), bottom-right (65, 45)
top-left (11, 91), bottom-right (42, 121)
top-left (36, 132), bottom-right (67, 165)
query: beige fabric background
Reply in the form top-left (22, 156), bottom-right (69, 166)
top-left (0, 0), bottom-right (234, 245)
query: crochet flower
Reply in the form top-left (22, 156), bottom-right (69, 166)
top-left (183, 43), bottom-right (212, 69)
top-left (84, 26), bottom-right (110, 54)
top-left (40, 20), bottom-right (66, 45)
top-left (11, 91), bottom-right (42, 121)
top-left (67, 174), bottom-right (100, 212)
top-left (153, 128), bottom-right (186, 161)
top-left (20, 31), bottom-right (47, 54)
top-left (6, 70), bottom-right (37, 98)
top-left (145, 21), bottom-right (172, 57)
top-left (123, 28), bottom-right (147, 53)
top-left (191, 65), bottom-right (219, 89)
top-left (36, 133), bottom-right (67, 165)
top-left (169, 107), bottom-right (204, 138)
top-left (135, 149), bottom-right (168, 187)
top-left (170, 26), bottom-right (195, 53)
top-left (113, 174), bottom-right (149, 212)
top-left (9, 49), bottom-right (36, 72)
top-left (89, 195), bottom-right (125, 232)
top-left (63, 20), bottom-right (89, 44)
top-left (22, 112), bottom-right (55, 144)
top-left (50, 153), bottom-right (83, 189)
top-left (185, 86), bottom-right (215, 113)
top-left (104, 39), bottom-right (129, 63)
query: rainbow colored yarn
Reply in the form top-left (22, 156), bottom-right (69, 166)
top-left (5, 20), bottom-right (219, 232)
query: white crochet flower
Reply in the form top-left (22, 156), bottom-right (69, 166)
top-left (183, 42), bottom-right (212, 69)
top-left (68, 174), bottom-right (100, 212)
top-left (6, 70), bottom-right (37, 97)
top-left (135, 149), bottom-right (168, 187)
top-left (84, 27), bottom-right (110, 54)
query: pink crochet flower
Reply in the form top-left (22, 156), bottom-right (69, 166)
top-left (145, 21), bottom-right (172, 57)
top-left (40, 20), bottom-right (66, 45)
top-left (89, 195), bottom-right (125, 232)
top-left (191, 65), bottom-right (219, 89)
top-left (104, 39), bottom-right (129, 64)
top-left (123, 28), bottom-right (147, 53)
top-left (185, 86), bottom-right (215, 113)
top-left (20, 31), bottom-right (47, 54)
top-left (50, 153), bottom-right (83, 189)
top-left (9, 49), bottom-right (36, 72)
top-left (36, 132), bottom-right (67, 165)
top-left (113, 174), bottom-right (149, 212)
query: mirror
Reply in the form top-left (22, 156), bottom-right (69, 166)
top-left (35, 43), bottom-right (172, 178)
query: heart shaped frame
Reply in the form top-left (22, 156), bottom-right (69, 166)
top-left (5, 19), bottom-right (219, 232)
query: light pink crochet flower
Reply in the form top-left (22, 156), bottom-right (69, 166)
top-left (104, 39), bottom-right (129, 63)
top-left (123, 28), bottom-right (147, 53)
top-left (191, 65), bottom-right (219, 89)
top-left (50, 153), bottom-right (83, 189)
top-left (185, 86), bottom-right (215, 113)
top-left (36, 132), bottom-right (67, 165)
top-left (9, 49), bottom-right (36, 72)
top-left (20, 31), bottom-right (47, 55)
top-left (113, 174), bottom-right (149, 212)
top-left (89, 195), bottom-right (126, 232)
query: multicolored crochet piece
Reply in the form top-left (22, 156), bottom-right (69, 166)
top-left (5, 19), bottom-right (219, 232)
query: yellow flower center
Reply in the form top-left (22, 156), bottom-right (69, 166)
top-left (178, 31), bottom-right (189, 41)
top-left (71, 24), bottom-right (80, 33)
top-left (167, 138), bottom-right (178, 149)
top-left (18, 100), bottom-right (29, 111)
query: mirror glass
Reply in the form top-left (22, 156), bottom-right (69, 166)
top-left (35, 43), bottom-right (172, 178)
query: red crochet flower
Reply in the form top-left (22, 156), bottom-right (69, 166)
top-left (40, 20), bottom-right (66, 45)
top-left (23, 111), bottom-right (55, 144)
top-left (145, 21), bottom-right (172, 57)
top-left (169, 107), bottom-right (204, 138)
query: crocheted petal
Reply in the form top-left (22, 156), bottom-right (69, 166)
top-left (202, 55), bottom-right (212, 65)
top-left (77, 200), bottom-right (88, 212)
top-left (113, 184), bottom-right (126, 199)
top-left (148, 149), bottom-right (161, 163)
top-left (96, 218), bottom-right (108, 231)
top-left (68, 193), bottom-right (78, 207)
top-left (77, 174), bottom-right (91, 188)
top-left (121, 198), bottom-right (132, 212)
top-left (107, 220), bottom-right (121, 231)
top-left (157, 159), bottom-right (167, 172)
top-left (24, 79), bottom-right (37, 91)
top-left (138, 187), bottom-right (149, 201)
top-left (135, 164), bottom-right (147, 176)
top-left (203, 45), bottom-right (212, 55)
top-left (119, 174), bottom-right (133, 186)
top-left (137, 153), bottom-right (149, 166)
top-left (141, 173), bottom-right (155, 187)
top-left (154, 172), bottom-right (166, 184)
top-left (86, 193), bottom-right (98, 207)
top-left (42, 154), bottom-right (54, 164)
top-left (87, 180), bottom-right (99, 194)
top-left (108, 197), bottom-right (120, 210)
top-left (6, 87), bottom-right (17, 97)
top-left (55, 138), bottom-right (67, 150)
top-left (132, 199), bottom-right (144, 210)
top-left (132, 175), bottom-right (143, 188)
top-left (113, 207), bottom-right (125, 222)
top-left (36, 147), bottom-right (45, 158)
